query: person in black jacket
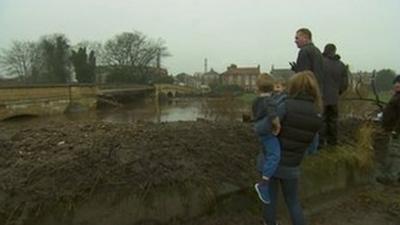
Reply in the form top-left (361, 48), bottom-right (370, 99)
top-left (261, 71), bottom-right (323, 225)
top-left (383, 75), bottom-right (400, 134)
top-left (321, 43), bottom-right (349, 146)
top-left (291, 28), bottom-right (324, 92)
top-left (378, 75), bottom-right (400, 184)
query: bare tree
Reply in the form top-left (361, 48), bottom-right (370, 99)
top-left (0, 41), bottom-right (38, 81)
top-left (152, 38), bottom-right (171, 69)
top-left (103, 31), bottom-right (170, 83)
top-left (104, 31), bottom-right (148, 67)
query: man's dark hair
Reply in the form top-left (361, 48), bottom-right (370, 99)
top-left (323, 43), bottom-right (337, 57)
top-left (297, 28), bottom-right (312, 40)
top-left (393, 75), bottom-right (400, 84)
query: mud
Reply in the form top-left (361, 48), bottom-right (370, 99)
top-left (177, 185), bottom-right (400, 225)
top-left (0, 117), bottom-right (397, 225)
top-left (0, 120), bottom-right (260, 224)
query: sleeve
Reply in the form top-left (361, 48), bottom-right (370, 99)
top-left (295, 49), bottom-right (312, 72)
top-left (266, 98), bottom-right (278, 119)
top-left (339, 64), bottom-right (349, 94)
top-left (382, 96), bottom-right (400, 132)
top-left (276, 99), bottom-right (286, 120)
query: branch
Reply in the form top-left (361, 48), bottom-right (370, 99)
top-left (370, 70), bottom-right (384, 110)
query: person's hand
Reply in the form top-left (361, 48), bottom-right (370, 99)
top-left (289, 61), bottom-right (297, 71)
top-left (272, 121), bottom-right (281, 136)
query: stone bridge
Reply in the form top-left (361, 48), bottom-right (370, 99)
top-left (97, 84), bottom-right (194, 98)
top-left (154, 84), bottom-right (194, 98)
top-left (0, 84), bottom-right (98, 120)
top-left (0, 84), bottom-right (196, 120)
top-left (97, 84), bottom-right (154, 97)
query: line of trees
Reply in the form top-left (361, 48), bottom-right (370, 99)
top-left (0, 31), bottom-right (171, 84)
top-left (375, 69), bottom-right (396, 92)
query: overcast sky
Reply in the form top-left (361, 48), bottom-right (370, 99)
top-left (0, 0), bottom-right (399, 75)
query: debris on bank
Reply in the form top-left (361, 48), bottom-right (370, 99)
top-left (0, 120), bottom-right (260, 224)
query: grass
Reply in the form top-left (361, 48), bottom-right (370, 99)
top-left (303, 123), bottom-right (376, 175)
top-left (237, 93), bottom-right (257, 104)
top-left (357, 186), bottom-right (400, 217)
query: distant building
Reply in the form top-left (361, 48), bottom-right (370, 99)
top-left (175, 72), bottom-right (201, 88)
top-left (201, 68), bottom-right (220, 86)
top-left (193, 72), bottom-right (203, 79)
top-left (148, 67), bottom-right (168, 77)
top-left (221, 64), bottom-right (260, 91)
top-left (270, 66), bottom-right (294, 81)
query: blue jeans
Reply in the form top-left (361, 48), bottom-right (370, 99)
top-left (260, 135), bottom-right (281, 178)
top-left (263, 177), bottom-right (306, 225)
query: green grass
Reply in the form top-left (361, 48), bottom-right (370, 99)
top-left (237, 93), bottom-right (257, 104)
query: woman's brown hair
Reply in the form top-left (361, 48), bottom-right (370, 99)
top-left (287, 71), bottom-right (323, 112)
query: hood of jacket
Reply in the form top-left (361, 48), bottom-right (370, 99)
top-left (323, 53), bottom-right (341, 61)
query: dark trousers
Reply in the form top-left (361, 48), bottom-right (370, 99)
top-left (322, 105), bottom-right (338, 145)
top-left (263, 178), bottom-right (306, 225)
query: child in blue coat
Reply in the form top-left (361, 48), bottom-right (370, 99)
top-left (252, 74), bottom-right (284, 204)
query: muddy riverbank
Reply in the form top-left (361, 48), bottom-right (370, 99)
top-left (175, 185), bottom-right (400, 225)
top-left (0, 120), bottom-right (260, 224)
top-left (0, 118), bottom-right (398, 225)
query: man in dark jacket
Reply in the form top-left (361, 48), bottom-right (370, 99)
top-left (321, 43), bottom-right (349, 145)
top-left (383, 75), bottom-right (400, 134)
top-left (291, 28), bottom-right (324, 91)
top-left (378, 75), bottom-right (400, 183)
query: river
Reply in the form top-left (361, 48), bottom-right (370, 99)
top-left (0, 97), bottom-right (251, 136)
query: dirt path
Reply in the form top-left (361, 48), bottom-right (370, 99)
top-left (308, 185), bottom-right (400, 225)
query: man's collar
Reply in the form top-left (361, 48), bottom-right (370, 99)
top-left (302, 42), bottom-right (314, 48)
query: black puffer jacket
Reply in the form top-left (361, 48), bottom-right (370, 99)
top-left (279, 94), bottom-right (323, 167)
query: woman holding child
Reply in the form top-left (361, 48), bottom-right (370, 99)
top-left (253, 71), bottom-right (323, 225)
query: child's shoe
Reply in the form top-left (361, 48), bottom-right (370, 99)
top-left (254, 180), bottom-right (270, 204)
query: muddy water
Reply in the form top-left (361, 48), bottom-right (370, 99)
top-left (0, 97), bottom-right (250, 137)
top-left (99, 97), bottom-right (250, 123)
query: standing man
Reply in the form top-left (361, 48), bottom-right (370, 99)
top-left (321, 43), bottom-right (348, 146)
top-left (291, 28), bottom-right (324, 92)
top-left (379, 75), bottom-right (400, 183)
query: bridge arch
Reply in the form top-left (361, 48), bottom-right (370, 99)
top-left (154, 84), bottom-right (194, 100)
top-left (166, 92), bottom-right (174, 98)
top-left (2, 113), bottom-right (39, 121)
